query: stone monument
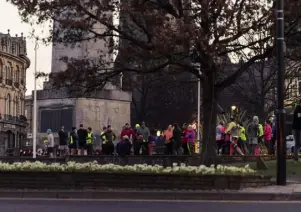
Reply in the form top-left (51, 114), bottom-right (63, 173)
top-left (34, 15), bottom-right (131, 144)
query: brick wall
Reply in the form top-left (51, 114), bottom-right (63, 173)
top-left (0, 171), bottom-right (271, 190)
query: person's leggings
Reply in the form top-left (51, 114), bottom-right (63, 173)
top-left (249, 144), bottom-right (257, 155)
top-left (264, 140), bottom-right (273, 155)
top-left (216, 140), bottom-right (225, 155)
top-left (187, 143), bottom-right (195, 155)
top-left (164, 142), bottom-right (173, 155)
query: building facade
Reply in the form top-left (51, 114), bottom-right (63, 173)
top-left (0, 30), bottom-right (30, 155)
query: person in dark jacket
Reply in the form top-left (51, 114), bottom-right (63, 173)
top-left (292, 102), bottom-right (301, 161)
top-left (116, 135), bottom-right (131, 156)
top-left (69, 127), bottom-right (78, 155)
top-left (77, 124), bottom-right (87, 155)
top-left (101, 125), bottom-right (116, 155)
top-left (136, 122), bottom-right (150, 155)
top-left (58, 126), bottom-right (68, 157)
top-left (172, 123), bottom-right (182, 155)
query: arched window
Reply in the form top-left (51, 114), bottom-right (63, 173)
top-left (5, 63), bottom-right (12, 85)
top-left (14, 96), bottom-right (19, 116)
top-left (20, 98), bottom-right (23, 115)
top-left (9, 63), bottom-right (13, 80)
top-left (5, 66), bottom-right (9, 79)
top-left (6, 65), bottom-right (12, 79)
top-left (0, 59), bottom-right (3, 82)
top-left (5, 94), bottom-right (10, 115)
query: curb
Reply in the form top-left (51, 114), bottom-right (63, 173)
top-left (0, 190), bottom-right (299, 201)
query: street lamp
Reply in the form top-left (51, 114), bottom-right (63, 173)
top-left (275, 0), bottom-right (286, 185)
top-left (190, 49), bottom-right (202, 153)
top-left (231, 105), bottom-right (236, 111)
top-left (119, 72), bottom-right (123, 90)
top-left (197, 68), bottom-right (201, 153)
top-left (32, 38), bottom-right (39, 159)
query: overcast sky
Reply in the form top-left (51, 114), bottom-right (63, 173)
top-left (0, 1), bottom-right (52, 95)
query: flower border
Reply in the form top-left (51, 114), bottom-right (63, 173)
top-left (0, 161), bottom-right (257, 175)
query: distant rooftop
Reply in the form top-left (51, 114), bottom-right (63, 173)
top-left (0, 29), bottom-right (28, 61)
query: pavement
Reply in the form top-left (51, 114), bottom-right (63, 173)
top-left (1, 199), bottom-right (301, 212)
top-left (2, 184), bottom-right (301, 201)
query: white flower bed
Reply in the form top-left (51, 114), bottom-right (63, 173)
top-left (0, 161), bottom-right (256, 175)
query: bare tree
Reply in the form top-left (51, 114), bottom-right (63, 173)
top-left (9, 0), bottom-right (301, 164)
top-left (227, 59), bottom-right (300, 121)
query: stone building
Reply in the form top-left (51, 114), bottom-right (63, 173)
top-left (0, 30), bottom-right (30, 155)
top-left (24, 95), bottom-right (33, 145)
top-left (24, 85), bottom-right (131, 146)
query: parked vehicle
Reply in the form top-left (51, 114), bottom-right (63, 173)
top-left (286, 135), bottom-right (301, 153)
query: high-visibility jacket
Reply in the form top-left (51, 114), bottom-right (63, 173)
top-left (259, 124), bottom-right (264, 137)
top-left (86, 132), bottom-right (93, 144)
top-left (70, 135), bottom-right (73, 144)
top-left (101, 132), bottom-right (116, 144)
top-left (101, 131), bottom-right (106, 144)
top-left (239, 126), bottom-right (247, 142)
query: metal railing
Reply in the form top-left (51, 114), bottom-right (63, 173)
top-left (1, 114), bottom-right (27, 123)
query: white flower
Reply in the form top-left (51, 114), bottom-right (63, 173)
top-left (0, 161), bottom-right (256, 175)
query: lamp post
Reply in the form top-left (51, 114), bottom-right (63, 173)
top-left (119, 72), bottom-right (123, 90)
top-left (190, 49), bottom-right (202, 153)
top-left (275, 0), bottom-right (286, 185)
top-left (197, 69), bottom-right (201, 153)
top-left (231, 105), bottom-right (237, 118)
top-left (32, 39), bottom-right (39, 159)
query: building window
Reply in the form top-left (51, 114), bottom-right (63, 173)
top-left (9, 63), bottom-right (13, 80)
top-left (20, 99), bottom-right (22, 116)
top-left (5, 94), bottom-right (10, 115)
top-left (5, 63), bottom-right (13, 86)
top-left (20, 66), bottom-right (25, 85)
top-left (12, 42), bottom-right (16, 55)
top-left (15, 65), bottom-right (20, 86)
top-left (0, 59), bottom-right (3, 82)
top-left (1, 38), bottom-right (5, 50)
top-left (7, 38), bottom-right (11, 54)
top-left (15, 43), bottom-right (19, 55)
top-left (14, 96), bottom-right (19, 116)
top-left (5, 66), bottom-right (9, 79)
top-left (6, 64), bottom-right (12, 79)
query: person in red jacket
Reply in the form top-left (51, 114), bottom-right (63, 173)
top-left (120, 123), bottom-right (136, 142)
top-left (264, 120), bottom-right (273, 155)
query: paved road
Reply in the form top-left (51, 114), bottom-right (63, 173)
top-left (1, 199), bottom-right (301, 212)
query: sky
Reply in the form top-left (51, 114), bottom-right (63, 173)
top-left (0, 1), bottom-right (52, 95)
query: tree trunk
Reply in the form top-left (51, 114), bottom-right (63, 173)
top-left (258, 95), bottom-right (266, 124)
top-left (201, 71), bottom-right (217, 166)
